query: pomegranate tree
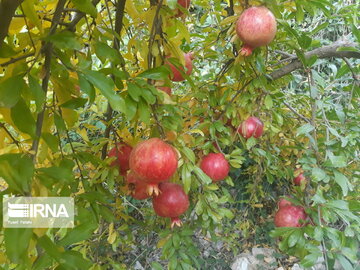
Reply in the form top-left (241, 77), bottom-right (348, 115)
top-left (165, 52), bottom-right (193, 82)
top-left (236, 6), bottom-right (277, 56)
top-left (274, 205), bottom-right (307, 227)
top-left (108, 143), bottom-right (133, 176)
top-left (152, 183), bottom-right (189, 228)
top-left (237, 116), bottom-right (264, 139)
top-left (293, 168), bottom-right (306, 186)
top-left (200, 153), bottom-right (230, 182)
top-left (129, 138), bottom-right (178, 195)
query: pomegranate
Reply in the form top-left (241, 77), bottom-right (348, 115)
top-left (278, 197), bottom-right (292, 209)
top-left (274, 205), bottom-right (307, 227)
top-left (126, 172), bottom-right (151, 200)
top-left (237, 116), bottom-right (264, 139)
top-left (129, 138), bottom-right (178, 195)
top-left (236, 6), bottom-right (277, 56)
top-left (152, 183), bottom-right (189, 228)
top-left (157, 86), bottom-right (172, 95)
top-left (293, 168), bottom-right (306, 186)
top-left (108, 143), bottom-right (133, 176)
top-left (176, 0), bottom-right (191, 17)
top-left (165, 52), bottom-right (193, 82)
top-left (200, 153), bottom-right (230, 182)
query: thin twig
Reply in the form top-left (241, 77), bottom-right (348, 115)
top-left (0, 123), bottom-right (21, 147)
top-left (283, 101), bottom-right (311, 123)
top-left (342, 57), bottom-right (360, 82)
top-left (0, 52), bottom-right (35, 67)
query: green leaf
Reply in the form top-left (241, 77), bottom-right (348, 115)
top-left (44, 31), bottom-right (81, 50)
top-left (60, 98), bottom-right (88, 109)
top-left (127, 82), bottom-right (142, 102)
top-left (301, 253), bottom-right (320, 268)
top-left (138, 98), bottom-right (150, 124)
top-left (78, 72), bottom-right (95, 103)
top-left (333, 171), bottom-right (352, 196)
top-left (311, 167), bottom-right (327, 182)
top-left (58, 221), bottom-right (98, 246)
top-left (296, 123), bottom-right (314, 136)
top-left (0, 153), bottom-right (34, 193)
top-left (138, 66), bottom-right (170, 80)
top-left (151, 261), bottom-right (164, 270)
top-left (10, 98), bottom-right (36, 137)
top-left (193, 166), bottom-right (212, 185)
top-left (94, 41), bottom-right (120, 64)
top-left (182, 163), bottom-right (192, 194)
top-left (181, 147), bottom-right (195, 163)
top-left (329, 155), bottom-right (347, 168)
top-left (54, 111), bottom-right (67, 133)
top-left (37, 235), bottom-right (63, 261)
top-left (60, 251), bottom-right (93, 270)
top-left (0, 75), bottom-right (25, 108)
top-left (71, 0), bottom-right (97, 17)
top-left (4, 228), bottom-right (32, 263)
top-left (124, 95), bottom-right (137, 120)
top-left (28, 75), bottom-right (45, 112)
top-left (246, 137), bottom-right (257, 150)
top-left (336, 254), bottom-right (354, 270)
top-left (288, 230), bottom-right (301, 247)
top-left (82, 70), bottom-right (126, 113)
top-left (264, 95), bottom-right (273, 109)
top-left (167, 0), bottom-right (177, 9)
top-left (42, 132), bottom-right (59, 152)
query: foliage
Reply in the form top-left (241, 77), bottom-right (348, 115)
top-left (0, 0), bottom-right (359, 269)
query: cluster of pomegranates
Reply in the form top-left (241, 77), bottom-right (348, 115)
top-left (109, 137), bottom-right (233, 228)
top-left (274, 168), bottom-right (308, 227)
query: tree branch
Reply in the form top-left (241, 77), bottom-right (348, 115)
top-left (31, 0), bottom-right (67, 162)
top-left (269, 41), bottom-right (360, 80)
top-left (101, 0), bottom-right (127, 160)
top-left (0, 0), bottom-right (24, 47)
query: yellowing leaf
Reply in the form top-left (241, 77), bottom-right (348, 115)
top-left (22, 0), bottom-right (43, 33)
top-left (8, 18), bottom-right (25, 34)
top-left (125, 0), bottom-right (139, 20)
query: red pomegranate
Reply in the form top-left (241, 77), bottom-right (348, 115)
top-left (129, 138), bottom-right (178, 195)
top-left (108, 143), bottom-right (133, 176)
top-left (200, 153), bottom-right (230, 182)
top-left (152, 183), bottom-right (189, 228)
top-left (165, 52), bottom-right (193, 82)
top-left (126, 172), bottom-right (151, 200)
top-left (236, 6), bottom-right (277, 56)
top-left (176, 0), bottom-right (191, 17)
top-left (237, 116), bottom-right (264, 139)
top-left (278, 197), bottom-right (292, 209)
top-left (157, 86), bottom-right (172, 95)
top-left (293, 168), bottom-right (306, 186)
top-left (274, 205), bottom-right (307, 227)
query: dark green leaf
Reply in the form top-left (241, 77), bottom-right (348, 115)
top-left (60, 98), bottom-right (87, 109)
top-left (10, 98), bottom-right (36, 137)
top-left (138, 66), bottom-right (170, 80)
top-left (4, 228), bottom-right (32, 263)
top-left (28, 75), bottom-right (45, 112)
top-left (78, 72), bottom-right (95, 103)
top-left (94, 41), bottom-right (120, 64)
top-left (44, 31), bottom-right (82, 50)
top-left (0, 75), bottom-right (25, 108)
top-left (0, 153), bottom-right (34, 193)
top-left (82, 70), bottom-right (126, 113)
top-left (71, 0), bottom-right (97, 17)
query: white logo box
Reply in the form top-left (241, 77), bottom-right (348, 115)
top-left (3, 197), bottom-right (74, 228)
